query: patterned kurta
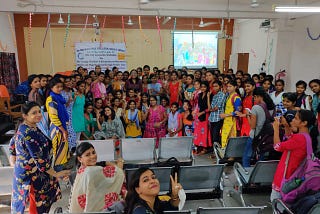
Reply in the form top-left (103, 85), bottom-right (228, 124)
top-left (46, 96), bottom-right (69, 167)
top-left (143, 105), bottom-right (167, 147)
top-left (93, 118), bottom-right (125, 140)
top-left (221, 92), bottom-right (242, 148)
top-left (69, 165), bottom-right (125, 213)
top-left (10, 124), bottom-right (61, 214)
top-left (61, 90), bottom-right (76, 149)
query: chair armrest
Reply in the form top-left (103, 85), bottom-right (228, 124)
top-left (234, 162), bottom-right (249, 175)
top-left (272, 198), bottom-right (294, 214)
top-left (213, 142), bottom-right (223, 161)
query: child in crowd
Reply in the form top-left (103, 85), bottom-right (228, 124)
top-left (83, 102), bottom-right (95, 140)
top-left (72, 81), bottom-right (86, 141)
top-left (124, 100), bottom-right (142, 138)
top-left (167, 102), bottom-right (183, 137)
top-left (191, 79), bottom-right (201, 109)
top-left (181, 100), bottom-right (194, 137)
top-left (282, 92), bottom-right (298, 112)
top-left (46, 78), bottom-right (70, 170)
top-left (28, 74), bottom-right (43, 106)
top-left (184, 74), bottom-right (195, 101)
top-left (160, 96), bottom-right (171, 114)
top-left (295, 80), bottom-right (311, 110)
top-left (126, 89), bottom-right (140, 108)
top-left (61, 76), bottom-right (76, 151)
top-left (168, 71), bottom-right (181, 105)
top-left (220, 80), bottom-right (242, 148)
top-left (112, 71), bottom-right (125, 91)
top-left (141, 75), bottom-right (149, 93)
top-left (193, 81), bottom-right (213, 154)
top-left (148, 74), bottom-right (162, 99)
top-left (239, 79), bottom-right (255, 136)
top-left (209, 81), bottom-right (226, 144)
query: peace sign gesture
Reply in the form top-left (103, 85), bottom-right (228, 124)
top-left (170, 172), bottom-right (182, 200)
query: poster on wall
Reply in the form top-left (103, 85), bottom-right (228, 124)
top-left (75, 42), bottom-right (127, 71)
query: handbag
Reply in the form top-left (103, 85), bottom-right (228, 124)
top-left (280, 133), bottom-right (320, 204)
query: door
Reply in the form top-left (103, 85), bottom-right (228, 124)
top-left (237, 53), bottom-right (249, 73)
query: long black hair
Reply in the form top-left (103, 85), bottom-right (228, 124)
top-left (75, 142), bottom-right (94, 168)
top-left (124, 167), bottom-right (155, 214)
top-left (297, 110), bottom-right (318, 154)
top-left (104, 106), bottom-right (116, 121)
top-left (253, 87), bottom-right (275, 110)
top-left (22, 101), bottom-right (40, 115)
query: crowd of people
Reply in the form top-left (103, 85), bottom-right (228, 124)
top-left (8, 63), bottom-right (320, 213)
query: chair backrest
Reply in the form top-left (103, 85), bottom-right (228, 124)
top-left (0, 145), bottom-right (11, 166)
top-left (0, 85), bottom-right (10, 98)
top-left (120, 138), bottom-right (155, 163)
top-left (0, 97), bottom-right (10, 112)
top-left (0, 167), bottom-right (14, 195)
top-left (248, 160), bottom-right (279, 184)
top-left (158, 137), bottom-right (193, 160)
top-left (126, 166), bottom-right (172, 194)
top-left (77, 140), bottom-right (115, 162)
top-left (164, 211), bottom-right (191, 214)
top-left (178, 165), bottom-right (224, 193)
top-left (224, 136), bottom-right (249, 159)
top-left (197, 207), bottom-right (263, 214)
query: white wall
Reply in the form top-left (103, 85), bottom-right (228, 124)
top-left (284, 15), bottom-right (320, 91)
top-left (231, 19), bottom-right (277, 75)
top-left (233, 16), bottom-right (320, 92)
top-left (0, 12), bottom-right (20, 77)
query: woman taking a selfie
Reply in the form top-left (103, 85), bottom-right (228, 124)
top-left (125, 167), bottom-right (183, 214)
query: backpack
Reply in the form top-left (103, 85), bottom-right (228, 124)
top-left (291, 191), bottom-right (320, 214)
top-left (251, 103), bottom-right (275, 155)
top-left (280, 133), bottom-right (320, 204)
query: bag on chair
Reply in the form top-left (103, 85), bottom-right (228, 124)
top-left (280, 133), bottom-right (320, 204)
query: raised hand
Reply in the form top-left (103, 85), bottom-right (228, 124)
top-left (170, 172), bottom-right (182, 199)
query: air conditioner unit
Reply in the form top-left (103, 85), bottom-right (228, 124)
top-left (260, 19), bottom-right (271, 28)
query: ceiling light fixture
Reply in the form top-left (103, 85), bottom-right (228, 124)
top-left (274, 6), bottom-right (320, 12)
top-left (127, 16), bottom-right (134, 25)
top-left (58, 13), bottom-right (64, 24)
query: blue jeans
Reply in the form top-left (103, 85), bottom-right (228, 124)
top-left (242, 137), bottom-right (253, 167)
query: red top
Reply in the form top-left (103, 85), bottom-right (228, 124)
top-left (241, 95), bottom-right (253, 136)
top-left (272, 133), bottom-right (307, 191)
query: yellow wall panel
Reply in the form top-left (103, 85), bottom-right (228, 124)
top-left (24, 27), bottom-right (225, 74)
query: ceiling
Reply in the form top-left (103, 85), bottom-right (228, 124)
top-left (1, 0), bottom-right (320, 19)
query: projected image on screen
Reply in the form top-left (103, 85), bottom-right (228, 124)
top-left (174, 31), bottom-right (218, 68)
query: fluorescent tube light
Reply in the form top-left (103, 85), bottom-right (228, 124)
top-left (275, 6), bottom-right (320, 13)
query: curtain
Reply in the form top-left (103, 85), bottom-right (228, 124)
top-left (0, 52), bottom-right (19, 96)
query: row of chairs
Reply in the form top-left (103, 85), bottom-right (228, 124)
top-left (125, 165), bottom-right (225, 202)
top-left (84, 207), bottom-right (264, 214)
top-left (77, 136), bottom-right (194, 168)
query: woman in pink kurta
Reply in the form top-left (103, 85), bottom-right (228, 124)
top-left (143, 95), bottom-right (168, 147)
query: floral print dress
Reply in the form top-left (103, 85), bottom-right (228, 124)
top-left (10, 124), bottom-right (61, 214)
top-left (69, 165), bottom-right (126, 212)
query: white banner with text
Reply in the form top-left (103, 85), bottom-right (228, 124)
top-left (75, 42), bottom-right (127, 71)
